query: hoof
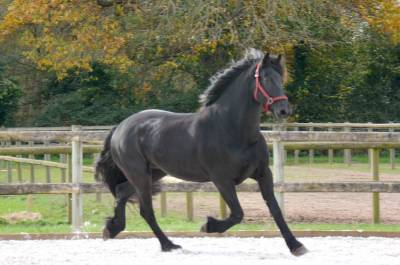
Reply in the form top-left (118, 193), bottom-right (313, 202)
top-left (200, 223), bottom-right (208, 233)
top-left (200, 216), bottom-right (219, 233)
top-left (291, 245), bottom-right (308, 256)
top-left (162, 243), bottom-right (182, 252)
top-left (102, 227), bottom-right (111, 241)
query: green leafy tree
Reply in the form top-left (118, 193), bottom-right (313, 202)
top-left (0, 64), bottom-right (21, 126)
top-left (347, 32), bottom-right (400, 122)
top-left (34, 63), bottom-right (134, 126)
top-left (287, 44), bottom-right (354, 122)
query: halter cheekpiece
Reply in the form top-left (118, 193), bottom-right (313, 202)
top-left (253, 63), bottom-right (288, 112)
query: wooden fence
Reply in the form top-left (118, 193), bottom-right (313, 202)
top-left (3, 122), bottom-right (400, 167)
top-left (1, 125), bottom-right (400, 231)
top-left (261, 122), bottom-right (400, 168)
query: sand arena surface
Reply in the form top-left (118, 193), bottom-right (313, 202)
top-left (1, 237), bottom-right (400, 265)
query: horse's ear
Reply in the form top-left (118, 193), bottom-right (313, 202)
top-left (262, 53), bottom-right (271, 66)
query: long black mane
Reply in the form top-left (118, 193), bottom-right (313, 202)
top-left (199, 49), bottom-right (264, 107)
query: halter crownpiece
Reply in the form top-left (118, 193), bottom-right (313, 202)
top-left (253, 63), bottom-right (288, 112)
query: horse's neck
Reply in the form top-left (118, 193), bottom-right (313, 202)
top-left (211, 67), bottom-right (261, 144)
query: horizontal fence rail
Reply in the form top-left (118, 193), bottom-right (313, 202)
top-left (0, 145), bottom-right (101, 155)
top-left (2, 142), bottom-right (400, 155)
top-left (4, 122), bottom-right (400, 131)
top-left (0, 131), bottom-right (108, 142)
top-left (1, 181), bottom-right (400, 195)
top-left (261, 122), bottom-right (400, 129)
top-left (2, 130), bottom-right (400, 142)
top-left (262, 131), bottom-right (400, 142)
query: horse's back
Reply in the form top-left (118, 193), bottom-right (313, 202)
top-left (112, 109), bottom-right (193, 150)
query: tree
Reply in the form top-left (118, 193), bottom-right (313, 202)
top-left (346, 32), bottom-right (400, 122)
top-left (0, 1), bottom-right (399, 125)
top-left (0, 0), bottom-right (133, 78)
top-left (33, 63), bottom-right (134, 126)
top-left (0, 1), bottom-right (390, 78)
top-left (357, 0), bottom-right (400, 43)
top-left (0, 64), bottom-right (21, 126)
top-left (286, 44), bottom-right (354, 122)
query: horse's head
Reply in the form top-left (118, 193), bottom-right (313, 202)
top-left (254, 53), bottom-right (291, 120)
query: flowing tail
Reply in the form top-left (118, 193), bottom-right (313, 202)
top-left (95, 126), bottom-right (162, 199)
top-left (95, 127), bottom-right (127, 197)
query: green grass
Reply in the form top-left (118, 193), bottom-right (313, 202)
top-left (0, 193), bottom-right (269, 234)
top-left (0, 193), bottom-right (399, 234)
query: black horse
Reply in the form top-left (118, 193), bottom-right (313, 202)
top-left (95, 49), bottom-right (307, 255)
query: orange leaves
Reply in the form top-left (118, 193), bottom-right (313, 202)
top-left (0, 0), bottom-right (133, 78)
top-left (372, 1), bottom-right (400, 43)
top-left (357, 0), bottom-right (400, 43)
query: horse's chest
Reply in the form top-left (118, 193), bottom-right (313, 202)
top-left (215, 145), bottom-right (260, 180)
top-left (236, 154), bottom-right (259, 182)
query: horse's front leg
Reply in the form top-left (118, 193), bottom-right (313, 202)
top-left (201, 179), bottom-right (244, 233)
top-left (256, 166), bottom-right (308, 256)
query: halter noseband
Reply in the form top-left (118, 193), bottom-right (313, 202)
top-left (253, 63), bottom-right (288, 112)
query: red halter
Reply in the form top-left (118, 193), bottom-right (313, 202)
top-left (253, 63), bottom-right (288, 112)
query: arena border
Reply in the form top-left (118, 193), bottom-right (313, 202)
top-left (1, 230), bottom-right (400, 240)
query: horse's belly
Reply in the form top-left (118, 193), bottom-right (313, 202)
top-left (169, 172), bottom-right (210, 182)
top-left (160, 168), bottom-right (211, 182)
top-left (151, 158), bottom-right (210, 182)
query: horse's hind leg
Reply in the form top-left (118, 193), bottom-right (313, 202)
top-left (103, 181), bottom-right (135, 239)
top-left (135, 176), bottom-right (181, 251)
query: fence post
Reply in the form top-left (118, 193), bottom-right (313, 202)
top-left (370, 148), bottom-right (380, 224)
top-left (294, 127), bottom-right (299, 164)
top-left (328, 126), bottom-right (334, 163)
top-left (186, 192), bottom-right (194, 221)
top-left (93, 153), bottom-right (102, 202)
top-left (59, 154), bottom-right (67, 183)
top-left (344, 125), bottom-right (352, 165)
top-left (7, 159), bottom-right (12, 183)
top-left (368, 124), bottom-right (373, 165)
top-left (27, 141), bottom-right (35, 211)
top-left (44, 140), bottom-right (51, 183)
top-left (6, 141), bottom-right (12, 183)
top-left (308, 125), bottom-right (314, 164)
top-left (273, 140), bottom-right (285, 213)
top-left (389, 127), bottom-right (395, 169)
top-left (0, 130), bottom-right (6, 169)
top-left (71, 125), bottom-right (83, 231)
top-left (29, 141), bottom-right (35, 183)
top-left (283, 126), bottom-right (287, 163)
top-left (272, 124), bottom-right (279, 166)
top-left (219, 194), bottom-right (227, 219)
top-left (160, 192), bottom-right (167, 217)
top-left (0, 141), bottom-right (4, 169)
top-left (66, 154), bottom-right (72, 224)
top-left (16, 141), bottom-right (22, 183)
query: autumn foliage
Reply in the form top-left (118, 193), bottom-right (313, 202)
top-left (0, 1), bottom-right (398, 125)
top-left (0, 1), bottom-right (398, 77)
top-left (0, 0), bottom-right (132, 77)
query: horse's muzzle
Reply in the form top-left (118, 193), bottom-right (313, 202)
top-left (272, 100), bottom-right (291, 120)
